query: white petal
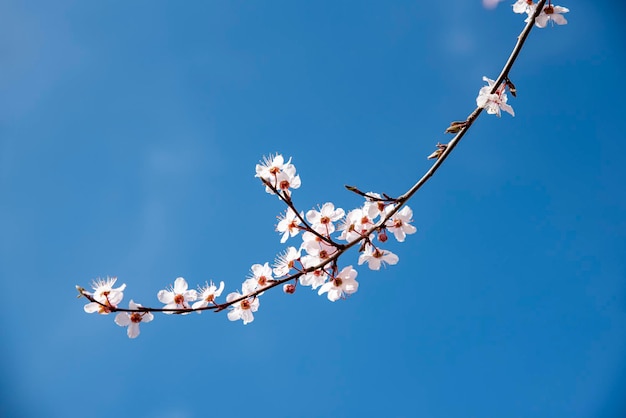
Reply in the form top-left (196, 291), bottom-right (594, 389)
top-left (318, 282), bottom-right (332, 296)
top-left (157, 290), bottom-right (174, 304)
top-left (84, 302), bottom-right (101, 314)
top-left (173, 277), bottom-right (188, 293)
top-left (227, 310), bottom-right (240, 322)
top-left (215, 281), bottom-right (225, 296)
top-left (226, 292), bottom-right (241, 303)
top-left (184, 290), bottom-right (198, 301)
top-left (127, 323), bottom-right (140, 338)
top-left (327, 288), bottom-right (341, 302)
top-left (552, 14), bottom-right (567, 25)
top-left (192, 300), bottom-right (207, 310)
top-left (241, 310), bottom-right (254, 324)
top-left (115, 313), bottom-right (131, 326)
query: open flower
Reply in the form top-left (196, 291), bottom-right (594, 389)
top-left (226, 291), bottom-right (260, 324)
top-left (157, 277), bottom-right (198, 314)
top-left (476, 76), bottom-right (515, 117)
top-left (338, 208), bottom-right (375, 242)
top-left (273, 247), bottom-right (301, 277)
top-left (512, 0), bottom-right (537, 15)
top-left (318, 266), bottom-right (359, 302)
top-left (255, 154), bottom-right (300, 195)
top-left (385, 205), bottom-right (417, 242)
top-left (300, 255), bottom-right (329, 289)
top-left (191, 281), bottom-right (225, 311)
top-left (362, 192), bottom-right (386, 220)
top-left (300, 231), bottom-right (338, 260)
top-left (306, 202), bottom-right (345, 235)
top-left (276, 208), bottom-right (302, 243)
top-left (256, 154), bottom-right (288, 181)
top-left (358, 245), bottom-right (399, 271)
top-left (114, 300), bottom-right (154, 339)
top-left (243, 262), bottom-right (274, 294)
top-left (83, 276), bottom-right (126, 314)
top-left (532, 4), bottom-right (569, 28)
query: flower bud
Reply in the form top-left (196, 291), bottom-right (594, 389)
top-left (283, 283), bottom-right (296, 294)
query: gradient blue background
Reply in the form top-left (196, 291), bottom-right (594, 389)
top-left (1, 1), bottom-right (625, 417)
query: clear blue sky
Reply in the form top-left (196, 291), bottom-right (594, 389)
top-left (1, 1), bottom-right (625, 417)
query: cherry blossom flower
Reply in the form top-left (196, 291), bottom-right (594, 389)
top-left (306, 202), bottom-right (345, 235)
top-left (273, 247), bottom-right (301, 277)
top-left (226, 291), bottom-right (260, 324)
top-left (385, 205), bottom-right (417, 242)
top-left (338, 208), bottom-right (375, 242)
top-left (476, 76), bottom-right (515, 117)
top-left (191, 280), bottom-right (225, 311)
top-left (157, 277), bottom-right (198, 314)
top-left (358, 245), bottom-right (399, 271)
top-left (318, 266), bottom-right (359, 302)
top-left (531, 4), bottom-right (569, 28)
top-left (512, 0), bottom-right (536, 15)
top-left (83, 276), bottom-right (126, 314)
top-left (243, 262), bottom-right (274, 293)
top-left (300, 231), bottom-right (337, 260)
top-left (275, 169), bottom-right (301, 195)
top-left (256, 154), bottom-right (301, 195)
top-left (299, 255), bottom-right (329, 289)
top-left (114, 300), bottom-right (154, 339)
top-left (362, 192), bottom-right (386, 220)
top-left (276, 208), bottom-right (302, 243)
top-left (255, 154), bottom-right (290, 183)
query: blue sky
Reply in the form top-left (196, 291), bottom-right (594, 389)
top-left (1, 1), bottom-right (625, 417)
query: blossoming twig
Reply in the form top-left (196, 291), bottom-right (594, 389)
top-left (77, 0), bottom-right (570, 337)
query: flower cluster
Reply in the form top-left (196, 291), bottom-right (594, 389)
top-left (485, 0), bottom-right (570, 28)
top-left (81, 277), bottom-right (227, 338)
top-left (513, 1), bottom-right (569, 28)
top-left (78, 153), bottom-right (418, 337)
top-left (261, 175), bottom-right (417, 302)
top-left (255, 154), bottom-right (301, 197)
top-left (475, 2), bottom-right (568, 117)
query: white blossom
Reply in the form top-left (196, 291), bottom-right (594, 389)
top-left (276, 208), bottom-right (302, 243)
top-left (306, 202), bottom-right (345, 235)
top-left (83, 277), bottom-right (126, 315)
top-left (255, 154), bottom-right (301, 195)
top-left (338, 208), bottom-right (375, 242)
top-left (358, 245), bottom-right (399, 271)
top-left (385, 205), bottom-right (417, 242)
top-left (531, 4), bottom-right (569, 28)
top-left (273, 247), bottom-right (301, 277)
top-left (318, 266), bottom-right (359, 302)
top-left (114, 300), bottom-right (153, 339)
top-left (157, 277), bottom-right (198, 314)
top-left (191, 281), bottom-right (225, 311)
top-left (476, 76), bottom-right (515, 117)
top-left (243, 262), bottom-right (274, 293)
top-left (226, 291), bottom-right (260, 325)
top-left (300, 255), bottom-right (329, 289)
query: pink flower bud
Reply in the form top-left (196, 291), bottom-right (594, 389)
top-left (283, 283), bottom-right (296, 294)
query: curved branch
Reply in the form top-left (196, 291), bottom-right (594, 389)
top-left (77, 0), bottom-right (548, 316)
